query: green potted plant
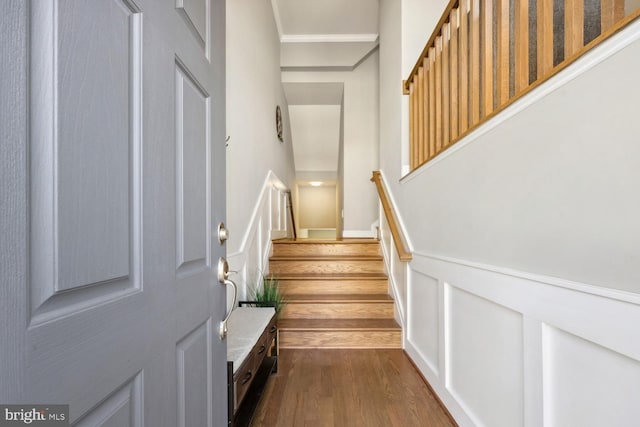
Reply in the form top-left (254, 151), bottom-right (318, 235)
top-left (249, 274), bottom-right (286, 315)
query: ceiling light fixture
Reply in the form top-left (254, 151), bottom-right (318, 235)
top-left (309, 181), bottom-right (322, 187)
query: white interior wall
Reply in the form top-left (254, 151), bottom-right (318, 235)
top-left (288, 105), bottom-right (341, 171)
top-left (296, 171), bottom-right (338, 181)
top-left (379, 0), bottom-right (404, 182)
top-left (282, 51), bottom-right (380, 236)
top-left (383, 0), bottom-right (640, 292)
top-left (398, 32), bottom-right (640, 293)
top-left (379, 1), bottom-right (640, 424)
top-left (226, 0), bottom-right (296, 256)
top-left (401, 0), bottom-right (448, 76)
top-left (298, 185), bottom-right (337, 229)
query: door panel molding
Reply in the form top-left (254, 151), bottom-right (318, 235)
top-left (74, 371), bottom-right (144, 427)
top-left (175, 0), bottom-right (211, 59)
top-left (177, 318), bottom-right (213, 427)
top-left (175, 56), bottom-right (211, 278)
top-left (29, 0), bottom-right (143, 326)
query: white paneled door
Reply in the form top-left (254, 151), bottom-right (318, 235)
top-left (1, 0), bottom-right (227, 425)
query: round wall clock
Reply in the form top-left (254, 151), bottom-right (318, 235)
top-left (276, 105), bottom-right (283, 143)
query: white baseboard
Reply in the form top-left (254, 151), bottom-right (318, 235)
top-left (342, 229), bottom-right (377, 238)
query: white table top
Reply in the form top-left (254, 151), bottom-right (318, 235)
top-left (227, 307), bottom-right (276, 374)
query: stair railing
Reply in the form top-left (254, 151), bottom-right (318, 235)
top-left (371, 171), bottom-right (412, 262)
top-left (404, 0), bottom-right (640, 173)
top-left (285, 190), bottom-right (297, 240)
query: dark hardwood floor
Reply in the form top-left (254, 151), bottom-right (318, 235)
top-left (252, 349), bottom-right (455, 427)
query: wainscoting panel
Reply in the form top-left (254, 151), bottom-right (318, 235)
top-left (378, 211), bottom-right (407, 329)
top-left (227, 171), bottom-right (292, 302)
top-left (407, 271), bottom-right (439, 375)
top-left (542, 325), bottom-right (640, 427)
top-left (405, 252), bottom-right (640, 427)
top-left (446, 285), bottom-right (524, 427)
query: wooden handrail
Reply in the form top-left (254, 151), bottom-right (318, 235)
top-left (285, 190), bottom-right (297, 240)
top-left (404, 0), bottom-right (640, 173)
top-left (371, 171), bottom-right (412, 262)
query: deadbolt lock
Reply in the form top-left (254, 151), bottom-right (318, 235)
top-left (217, 222), bottom-right (229, 244)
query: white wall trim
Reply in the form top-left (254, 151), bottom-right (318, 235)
top-left (237, 172), bottom-right (272, 252)
top-left (400, 19), bottom-right (640, 185)
top-left (342, 229), bottom-right (376, 238)
top-left (280, 34), bottom-right (379, 43)
top-left (405, 341), bottom-right (476, 426)
top-left (378, 228), bottom-right (406, 330)
top-left (377, 169), bottom-right (413, 251)
top-left (413, 250), bottom-right (640, 306)
top-left (405, 251), bottom-right (640, 426)
top-left (227, 170), bottom-right (290, 303)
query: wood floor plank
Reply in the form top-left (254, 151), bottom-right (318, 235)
top-left (252, 349), bottom-right (456, 427)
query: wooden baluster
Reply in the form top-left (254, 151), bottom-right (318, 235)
top-left (450, 8), bottom-right (460, 141)
top-left (565, 0), bottom-right (585, 57)
top-left (417, 66), bottom-right (425, 165)
top-left (497, 0), bottom-right (510, 106)
top-left (422, 57), bottom-right (429, 163)
top-left (482, 0), bottom-right (494, 117)
top-left (537, 0), bottom-right (554, 78)
top-left (470, 0), bottom-right (481, 126)
top-left (459, 0), bottom-right (470, 134)
top-left (415, 78), bottom-right (421, 168)
top-left (409, 82), bottom-right (416, 170)
top-left (443, 24), bottom-right (451, 148)
top-left (435, 36), bottom-right (443, 154)
top-left (428, 48), bottom-right (436, 159)
top-left (601, 0), bottom-right (626, 33)
top-left (515, 0), bottom-right (530, 92)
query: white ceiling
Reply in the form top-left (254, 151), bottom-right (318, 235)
top-left (272, 0), bottom-right (379, 38)
top-left (272, 0), bottom-right (380, 70)
top-left (289, 105), bottom-right (341, 172)
top-left (273, 0), bottom-right (378, 177)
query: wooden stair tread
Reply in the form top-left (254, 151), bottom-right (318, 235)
top-left (273, 239), bottom-right (378, 244)
top-left (284, 294), bottom-right (393, 302)
top-left (270, 255), bottom-right (383, 261)
top-left (276, 273), bottom-right (387, 280)
top-left (278, 319), bottom-right (401, 331)
top-left (269, 238), bottom-right (399, 348)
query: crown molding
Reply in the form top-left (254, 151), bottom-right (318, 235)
top-left (280, 33), bottom-right (379, 43)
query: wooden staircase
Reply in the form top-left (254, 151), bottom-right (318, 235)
top-left (269, 239), bottom-right (402, 349)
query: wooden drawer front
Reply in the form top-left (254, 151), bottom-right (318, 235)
top-left (233, 353), bottom-right (255, 413)
top-left (266, 318), bottom-right (277, 356)
top-left (253, 326), bottom-right (271, 365)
